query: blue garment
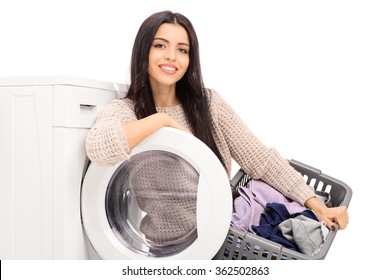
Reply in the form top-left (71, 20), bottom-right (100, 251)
top-left (251, 203), bottom-right (318, 252)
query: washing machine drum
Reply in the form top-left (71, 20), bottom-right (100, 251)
top-left (81, 127), bottom-right (232, 259)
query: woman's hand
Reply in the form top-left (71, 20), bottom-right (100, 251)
top-left (304, 196), bottom-right (349, 230)
top-left (161, 112), bottom-right (192, 134)
top-left (122, 112), bottom-right (191, 149)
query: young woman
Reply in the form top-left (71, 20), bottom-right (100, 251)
top-left (86, 11), bottom-right (348, 233)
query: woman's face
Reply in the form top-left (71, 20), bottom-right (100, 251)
top-left (148, 23), bottom-right (190, 89)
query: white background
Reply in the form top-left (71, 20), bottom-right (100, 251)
top-left (1, 0), bottom-right (389, 279)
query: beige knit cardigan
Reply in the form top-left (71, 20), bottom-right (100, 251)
top-left (85, 89), bottom-right (315, 206)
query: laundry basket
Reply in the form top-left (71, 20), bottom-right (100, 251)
top-left (213, 159), bottom-right (352, 260)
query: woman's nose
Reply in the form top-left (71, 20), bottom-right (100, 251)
top-left (164, 47), bottom-right (176, 61)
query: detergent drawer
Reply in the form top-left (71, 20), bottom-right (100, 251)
top-left (52, 81), bottom-right (122, 129)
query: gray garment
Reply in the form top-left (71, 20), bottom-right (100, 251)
top-left (129, 150), bottom-right (199, 246)
top-left (279, 215), bottom-right (329, 256)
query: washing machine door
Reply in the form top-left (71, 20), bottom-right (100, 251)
top-left (81, 127), bottom-right (232, 259)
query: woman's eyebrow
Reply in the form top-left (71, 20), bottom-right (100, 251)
top-left (153, 37), bottom-right (189, 47)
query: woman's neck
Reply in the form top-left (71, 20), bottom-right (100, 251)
top-left (152, 85), bottom-right (180, 107)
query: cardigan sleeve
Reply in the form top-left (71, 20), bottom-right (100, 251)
top-left (210, 90), bottom-right (315, 205)
top-left (85, 99), bottom-right (135, 166)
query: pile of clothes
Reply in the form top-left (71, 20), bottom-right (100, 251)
top-left (231, 179), bottom-right (331, 256)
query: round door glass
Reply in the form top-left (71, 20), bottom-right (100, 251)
top-left (105, 150), bottom-right (199, 258)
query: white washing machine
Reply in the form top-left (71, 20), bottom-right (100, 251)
top-left (0, 76), bottom-right (123, 259)
top-left (0, 76), bottom-right (232, 260)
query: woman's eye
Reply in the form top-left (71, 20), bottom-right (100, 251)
top-left (154, 43), bottom-right (165, 48)
top-left (178, 48), bottom-right (189, 54)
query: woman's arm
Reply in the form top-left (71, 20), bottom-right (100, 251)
top-left (209, 90), bottom-right (349, 229)
top-left (86, 99), bottom-right (134, 165)
top-left (86, 99), bottom-right (191, 166)
top-left (305, 197), bottom-right (349, 229)
top-left (121, 112), bottom-right (191, 149)
top-left (209, 90), bottom-right (315, 205)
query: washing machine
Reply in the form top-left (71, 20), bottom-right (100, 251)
top-left (0, 76), bottom-right (123, 259)
top-left (0, 76), bottom-right (233, 260)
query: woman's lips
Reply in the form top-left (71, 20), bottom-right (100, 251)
top-left (159, 64), bottom-right (178, 74)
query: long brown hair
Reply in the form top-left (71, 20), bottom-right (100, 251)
top-left (126, 11), bottom-right (225, 169)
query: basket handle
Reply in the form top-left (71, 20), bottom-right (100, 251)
top-left (289, 159), bottom-right (322, 174)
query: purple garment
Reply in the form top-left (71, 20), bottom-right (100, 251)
top-left (231, 179), bottom-right (308, 233)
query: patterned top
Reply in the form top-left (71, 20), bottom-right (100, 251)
top-left (85, 89), bottom-right (315, 205)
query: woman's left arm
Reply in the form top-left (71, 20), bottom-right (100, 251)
top-left (209, 90), bottom-right (349, 230)
top-left (209, 90), bottom-right (314, 205)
